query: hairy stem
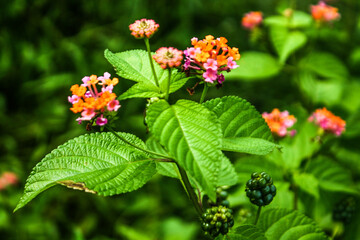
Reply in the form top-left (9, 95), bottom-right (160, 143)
top-left (144, 38), bottom-right (159, 87)
top-left (199, 83), bottom-right (209, 104)
top-left (165, 68), bottom-right (172, 101)
top-left (176, 163), bottom-right (203, 216)
top-left (254, 206), bottom-right (262, 225)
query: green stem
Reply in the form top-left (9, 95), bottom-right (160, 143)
top-left (199, 83), bottom-right (209, 104)
top-left (254, 206), bottom-right (262, 225)
top-left (176, 163), bottom-right (203, 216)
top-left (165, 68), bottom-right (172, 101)
top-left (105, 125), bottom-right (170, 159)
top-left (144, 38), bottom-right (159, 87)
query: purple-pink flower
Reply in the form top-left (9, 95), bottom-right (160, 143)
top-left (183, 35), bottom-right (240, 85)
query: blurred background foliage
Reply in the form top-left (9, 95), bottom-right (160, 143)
top-left (1, 0), bottom-right (360, 239)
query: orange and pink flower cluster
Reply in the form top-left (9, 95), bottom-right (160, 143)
top-left (0, 172), bottom-right (18, 191)
top-left (311, 1), bottom-right (340, 22)
top-left (242, 11), bottom-right (263, 30)
top-left (308, 108), bottom-right (345, 136)
top-left (184, 35), bottom-right (240, 84)
top-left (129, 19), bottom-right (159, 39)
top-left (262, 109), bottom-right (297, 137)
top-left (69, 73), bottom-right (121, 126)
top-left (263, 107), bottom-right (346, 138)
top-left (153, 47), bottom-right (183, 69)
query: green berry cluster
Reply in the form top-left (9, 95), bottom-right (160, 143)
top-left (245, 172), bottom-right (276, 206)
top-left (207, 187), bottom-right (230, 207)
top-left (201, 206), bottom-right (234, 237)
top-left (333, 197), bottom-right (356, 223)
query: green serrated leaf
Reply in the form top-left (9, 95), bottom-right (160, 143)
top-left (15, 132), bottom-right (156, 212)
top-left (297, 71), bottom-right (344, 106)
top-left (270, 27), bottom-right (307, 64)
top-left (104, 49), bottom-right (163, 84)
top-left (119, 82), bottom-right (162, 100)
top-left (299, 52), bottom-right (348, 79)
top-left (293, 172), bottom-right (320, 199)
top-left (264, 11), bottom-right (312, 28)
top-left (203, 96), bottom-right (273, 142)
top-left (307, 156), bottom-right (359, 194)
top-left (225, 52), bottom-right (281, 80)
top-left (146, 136), bottom-right (179, 179)
top-left (164, 71), bottom-right (192, 94)
top-left (227, 224), bottom-right (267, 240)
top-left (217, 156), bottom-right (238, 187)
top-left (267, 121), bottom-right (319, 169)
top-left (105, 49), bottom-right (190, 100)
top-left (222, 137), bottom-right (280, 155)
top-left (146, 100), bottom-right (224, 200)
top-left (258, 208), bottom-right (328, 240)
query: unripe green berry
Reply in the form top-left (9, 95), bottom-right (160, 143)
top-left (245, 171), bottom-right (276, 206)
top-left (252, 172), bottom-right (260, 178)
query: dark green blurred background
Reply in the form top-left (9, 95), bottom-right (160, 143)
top-left (1, 0), bottom-right (359, 239)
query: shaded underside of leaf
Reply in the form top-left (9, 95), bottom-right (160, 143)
top-left (15, 132), bottom-right (156, 212)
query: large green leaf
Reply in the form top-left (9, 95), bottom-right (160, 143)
top-left (296, 71), bottom-right (344, 107)
top-left (267, 121), bottom-right (319, 169)
top-left (217, 156), bottom-right (238, 187)
top-left (293, 172), bottom-right (320, 199)
top-left (225, 52), bottom-right (281, 80)
top-left (119, 82), bottom-right (161, 100)
top-left (147, 135), bottom-right (238, 187)
top-left (222, 137), bottom-right (280, 155)
top-left (146, 136), bottom-right (179, 179)
top-left (105, 49), bottom-right (190, 100)
top-left (146, 100), bottom-right (224, 200)
top-left (264, 11), bottom-right (312, 28)
top-left (15, 132), bottom-right (156, 212)
top-left (203, 96), bottom-right (273, 141)
top-left (104, 49), bottom-right (163, 84)
top-left (299, 52), bottom-right (348, 80)
top-left (307, 156), bottom-right (359, 194)
top-left (258, 208), bottom-right (328, 240)
top-left (270, 27), bottom-right (307, 64)
top-left (226, 224), bottom-right (267, 240)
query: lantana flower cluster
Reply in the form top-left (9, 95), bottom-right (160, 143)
top-left (69, 72), bottom-right (121, 126)
top-left (153, 47), bottom-right (183, 69)
top-left (184, 35), bottom-right (240, 84)
top-left (129, 18), bottom-right (159, 39)
top-left (0, 172), bottom-right (18, 191)
top-left (262, 109), bottom-right (297, 137)
top-left (311, 1), bottom-right (340, 22)
top-left (308, 108), bottom-right (345, 136)
top-left (242, 11), bottom-right (263, 30)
